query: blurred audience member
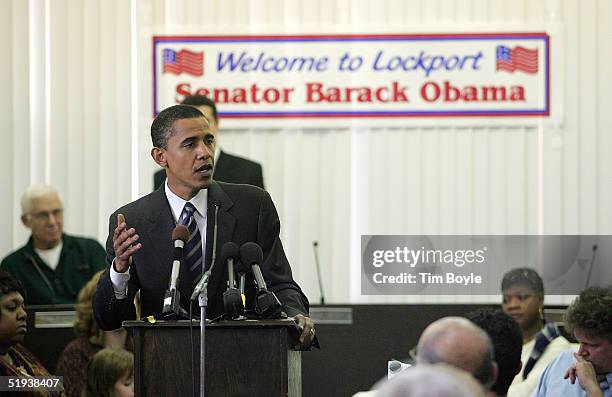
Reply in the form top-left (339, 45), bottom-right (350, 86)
top-left (83, 348), bottom-right (134, 397)
top-left (1, 184), bottom-right (106, 305)
top-left (501, 267), bottom-right (570, 397)
top-left (416, 316), bottom-right (498, 391)
top-left (377, 363), bottom-right (486, 397)
top-left (467, 308), bottom-right (523, 397)
top-left (56, 272), bottom-right (129, 397)
top-left (0, 271), bottom-right (63, 396)
top-left (532, 285), bottom-right (612, 397)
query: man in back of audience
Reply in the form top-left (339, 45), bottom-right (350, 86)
top-left (416, 316), bottom-right (499, 391)
top-left (0, 184), bottom-right (106, 304)
top-left (467, 308), bottom-right (524, 397)
top-left (531, 285), bottom-right (612, 397)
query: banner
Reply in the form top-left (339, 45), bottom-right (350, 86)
top-left (153, 33), bottom-right (550, 122)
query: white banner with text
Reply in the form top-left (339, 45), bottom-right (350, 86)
top-left (153, 33), bottom-right (550, 126)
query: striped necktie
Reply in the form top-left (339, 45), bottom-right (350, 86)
top-left (180, 202), bottom-right (203, 286)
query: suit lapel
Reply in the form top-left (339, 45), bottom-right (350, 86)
top-left (144, 188), bottom-right (175, 266)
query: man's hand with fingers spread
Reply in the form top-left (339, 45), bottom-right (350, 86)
top-left (564, 353), bottom-right (605, 397)
top-left (113, 213), bottom-right (142, 272)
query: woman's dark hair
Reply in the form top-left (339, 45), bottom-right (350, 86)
top-left (0, 271), bottom-right (26, 319)
top-left (501, 267), bottom-right (544, 295)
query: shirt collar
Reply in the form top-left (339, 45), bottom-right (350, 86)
top-left (164, 180), bottom-right (208, 223)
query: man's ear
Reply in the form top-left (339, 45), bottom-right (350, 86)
top-left (151, 147), bottom-right (167, 167)
top-left (21, 214), bottom-right (31, 228)
top-left (489, 361), bottom-right (499, 390)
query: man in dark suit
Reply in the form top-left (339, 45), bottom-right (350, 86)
top-left (153, 95), bottom-right (264, 190)
top-left (94, 105), bottom-right (314, 345)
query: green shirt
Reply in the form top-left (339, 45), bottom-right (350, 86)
top-left (0, 234), bottom-right (106, 305)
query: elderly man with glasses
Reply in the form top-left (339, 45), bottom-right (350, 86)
top-left (1, 184), bottom-right (106, 305)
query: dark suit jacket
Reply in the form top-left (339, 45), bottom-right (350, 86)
top-left (154, 150), bottom-right (264, 190)
top-left (93, 181), bottom-right (308, 330)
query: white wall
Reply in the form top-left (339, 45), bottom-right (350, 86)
top-left (2, 0), bottom-right (611, 305)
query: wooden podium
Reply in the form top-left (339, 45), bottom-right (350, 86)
top-left (123, 319), bottom-right (302, 397)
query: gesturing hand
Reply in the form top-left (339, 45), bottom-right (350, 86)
top-left (113, 213), bottom-right (141, 273)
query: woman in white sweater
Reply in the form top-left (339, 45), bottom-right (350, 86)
top-left (501, 268), bottom-right (571, 397)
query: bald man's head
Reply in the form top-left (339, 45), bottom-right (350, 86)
top-left (416, 317), bottom-right (497, 389)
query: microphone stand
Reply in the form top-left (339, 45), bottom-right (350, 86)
top-left (312, 241), bottom-right (325, 305)
top-left (193, 204), bottom-right (219, 397)
top-left (198, 279), bottom-right (209, 397)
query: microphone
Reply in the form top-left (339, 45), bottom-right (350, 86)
top-left (240, 242), bottom-right (282, 318)
top-left (221, 242), bottom-right (244, 319)
top-left (312, 241), bottom-right (325, 305)
top-left (584, 244), bottom-right (598, 289)
top-left (163, 225), bottom-right (189, 315)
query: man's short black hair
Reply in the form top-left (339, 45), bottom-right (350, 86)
top-left (565, 285), bottom-right (612, 341)
top-left (501, 267), bottom-right (544, 296)
top-left (181, 95), bottom-right (218, 121)
top-left (0, 271), bottom-right (27, 319)
top-left (466, 308), bottom-right (523, 396)
top-left (151, 105), bottom-right (206, 148)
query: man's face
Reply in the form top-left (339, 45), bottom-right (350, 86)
top-left (0, 292), bottom-right (27, 349)
top-left (574, 327), bottom-right (612, 373)
top-left (195, 105), bottom-right (219, 140)
top-left (155, 117), bottom-right (215, 200)
top-left (501, 285), bottom-right (543, 332)
top-left (21, 193), bottom-right (64, 249)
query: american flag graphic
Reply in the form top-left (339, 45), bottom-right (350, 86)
top-left (496, 46), bottom-right (538, 74)
top-left (162, 49), bottom-right (204, 76)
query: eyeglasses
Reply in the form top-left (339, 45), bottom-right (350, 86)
top-left (29, 208), bottom-right (63, 221)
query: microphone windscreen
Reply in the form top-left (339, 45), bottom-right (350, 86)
top-left (172, 225), bottom-right (190, 243)
top-left (221, 242), bottom-right (240, 262)
top-left (240, 242), bottom-right (263, 266)
top-left (234, 260), bottom-right (249, 274)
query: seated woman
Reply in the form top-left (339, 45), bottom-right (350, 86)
top-left (0, 271), bottom-right (62, 396)
top-left (56, 272), bottom-right (130, 397)
top-left (501, 267), bottom-right (571, 397)
top-left (83, 348), bottom-right (134, 397)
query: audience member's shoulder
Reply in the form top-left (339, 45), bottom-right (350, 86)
top-left (548, 348), bottom-right (576, 368)
top-left (0, 247), bottom-right (25, 266)
top-left (63, 233), bottom-right (103, 248)
top-left (216, 181), bottom-right (266, 199)
top-left (222, 151), bottom-right (262, 169)
top-left (549, 334), bottom-right (572, 351)
top-left (59, 336), bottom-right (93, 355)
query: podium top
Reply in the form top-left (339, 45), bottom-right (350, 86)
top-left (122, 318), bottom-right (300, 330)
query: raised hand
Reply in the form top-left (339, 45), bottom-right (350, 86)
top-left (112, 213), bottom-right (141, 272)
